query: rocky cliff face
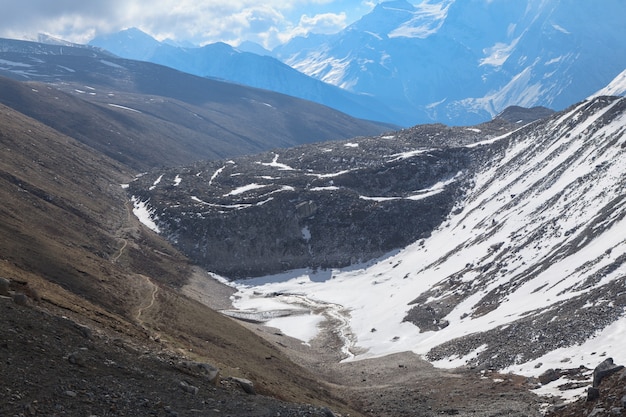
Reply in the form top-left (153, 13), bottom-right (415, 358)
top-left (127, 119), bottom-right (515, 278)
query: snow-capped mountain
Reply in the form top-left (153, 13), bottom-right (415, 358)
top-left (88, 28), bottom-right (398, 125)
top-left (275, 0), bottom-right (626, 126)
top-left (128, 94), bottom-right (625, 399)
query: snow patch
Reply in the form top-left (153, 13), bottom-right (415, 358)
top-left (131, 196), bottom-right (160, 233)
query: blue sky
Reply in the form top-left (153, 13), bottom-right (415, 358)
top-left (0, 0), bottom-right (388, 49)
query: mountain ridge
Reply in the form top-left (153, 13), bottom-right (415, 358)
top-left (0, 38), bottom-right (393, 170)
top-left (89, 28), bottom-right (400, 125)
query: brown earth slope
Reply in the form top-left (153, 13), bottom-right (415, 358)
top-left (0, 102), bottom-right (362, 416)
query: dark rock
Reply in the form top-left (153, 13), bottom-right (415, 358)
top-left (178, 361), bottom-right (220, 384)
top-left (322, 407), bottom-right (338, 417)
top-left (178, 380), bottom-right (198, 395)
top-left (587, 387), bottom-right (600, 401)
top-left (621, 395), bottom-right (626, 408)
top-left (231, 377), bottom-right (255, 395)
top-left (74, 323), bottom-right (93, 339)
top-left (588, 408), bottom-right (606, 417)
top-left (539, 368), bottom-right (562, 385)
top-left (0, 277), bottom-right (9, 296)
top-left (593, 358), bottom-right (624, 388)
top-left (12, 293), bottom-right (28, 306)
top-left (67, 351), bottom-right (87, 367)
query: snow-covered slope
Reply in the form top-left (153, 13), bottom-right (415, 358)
top-left (276, 0), bottom-right (626, 126)
top-left (223, 96), bottom-right (626, 399)
top-left (590, 69), bottom-right (626, 99)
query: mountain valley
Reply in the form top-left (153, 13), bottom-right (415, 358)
top-left (0, 27), bottom-right (625, 417)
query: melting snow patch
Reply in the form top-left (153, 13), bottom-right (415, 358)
top-left (224, 183), bottom-right (267, 196)
top-left (131, 196), bottom-right (160, 233)
top-left (344, 143), bottom-right (359, 148)
top-left (173, 175), bottom-right (182, 186)
top-left (257, 154), bottom-right (294, 171)
top-left (108, 103), bottom-right (142, 113)
top-left (149, 174), bottom-right (163, 190)
top-left (100, 60), bottom-right (125, 69)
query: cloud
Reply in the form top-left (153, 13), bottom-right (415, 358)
top-left (276, 12), bottom-right (347, 44)
top-left (0, 0), bottom-right (358, 48)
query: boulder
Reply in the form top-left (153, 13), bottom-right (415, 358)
top-left (592, 358), bottom-right (624, 388)
top-left (178, 361), bottom-right (220, 384)
top-left (0, 277), bottom-right (9, 296)
top-left (12, 293), bottom-right (28, 306)
top-left (538, 368), bottom-right (562, 385)
top-left (587, 387), bottom-right (600, 401)
top-left (178, 380), bottom-right (198, 395)
top-left (230, 377), bottom-right (255, 395)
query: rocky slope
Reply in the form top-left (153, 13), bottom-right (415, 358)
top-left (128, 95), bottom-right (626, 408)
top-left (0, 99), bottom-right (362, 416)
top-left (126, 118), bottom-right (517, 278)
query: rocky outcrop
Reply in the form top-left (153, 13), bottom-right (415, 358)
top-left (591, 358), bottom-right (624, 390)
top-left (0, 277), bottom-right (9, 296)
top-left (128, 120), bottom-right (515, 278)
top-left (547, 359), bottom-right (626, 417)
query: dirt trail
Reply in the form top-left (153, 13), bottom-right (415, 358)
top-left (111, 238), bottom-right (128, 263)
top-left (135, 274), bottom-right (158, 324)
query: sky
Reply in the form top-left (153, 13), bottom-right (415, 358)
top-left (0, 0), bottom-right (386, 49)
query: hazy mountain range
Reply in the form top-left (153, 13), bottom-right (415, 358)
top-left (90, 0), bottom-right (626, 127)
top-left (0, 38), bottom-right (392, 170)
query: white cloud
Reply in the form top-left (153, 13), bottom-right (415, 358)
top-left (277, 12), bottom-right (347, 43)
top-left (0, 0), bottom-right (369, 48)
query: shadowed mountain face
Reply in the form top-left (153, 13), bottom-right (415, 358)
top-left (89, 27), bottom-right (400, 125)
top-left (0, 38), bottom-right (393, 170)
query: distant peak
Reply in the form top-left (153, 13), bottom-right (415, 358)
top-left (119, 27), bottom-right (155, 39)
top-left (376, 0), bottom-right (415, 11)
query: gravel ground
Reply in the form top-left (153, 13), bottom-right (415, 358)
top-left (0, 296), bottom-right (342, 417)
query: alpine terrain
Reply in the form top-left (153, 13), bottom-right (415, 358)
top-left (1, 23), bottom-right (626, 417)
top-left (88, 28), bottom-right (398, 125)
top-left (0, 37), bottom-right (392, 170)
top-left (128, 91), bottom-right (626, 411)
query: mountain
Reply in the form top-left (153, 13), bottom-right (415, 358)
top-left (0, 38), bottom-right (392, 170)
top-left (127, 94), bottom-right (626, 403)
top-left (127, 117), bottom-right (517, 278)
top-left (275, 0), bottom-right (626, 126)
top-left (0, 68), bottom-right (365, 416)
top-left (88, 28), bottom-right (399, 125)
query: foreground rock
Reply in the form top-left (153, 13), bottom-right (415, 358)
top-left (547, 360), bottom-right (626, 417)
